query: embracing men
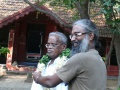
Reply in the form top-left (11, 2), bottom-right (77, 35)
top-left (32, 19), bottom-right (107, 90)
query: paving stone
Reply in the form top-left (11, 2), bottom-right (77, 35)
top-left (0, 73), bottom-right (118, 90)
top-left (0, 74), bottom-right (32, 90)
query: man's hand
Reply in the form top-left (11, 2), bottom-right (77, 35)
top-left (32, 72), bottom-right (62, 88)
top-left (32, 71), bottom-right (41, 83)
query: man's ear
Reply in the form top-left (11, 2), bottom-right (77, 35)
top-left (89, 33), bottom-right (94, 41)
top-left (62, 44), bottom-right (67, 50)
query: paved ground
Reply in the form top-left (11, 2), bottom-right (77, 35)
top-left (0, 74), bottom-right (118, 90)
top-left (0, 74), bottom-right (32, 90)
top-left (107, 78), bottom-right (118, 90)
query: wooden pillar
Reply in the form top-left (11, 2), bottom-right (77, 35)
top-left (6, 30), bottom-right (15, 70)
top-left (105, 39), bottom-right (111, 65)
top-left (12, 23), bottom-right (20, 63)
top-left (17, 22), bottom-right (27, 62)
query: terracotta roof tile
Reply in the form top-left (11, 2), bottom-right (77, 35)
top-left (0, 0), bottom-right (35, 20)
top-left (0, 0), bottom-right (115, 37)
top-left (90, 3), bottom-right (112, 37)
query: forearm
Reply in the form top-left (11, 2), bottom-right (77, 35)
top-left (33, 72), bottom-right (62, 88)
top-left (35, 75), bottom-right (57, 88)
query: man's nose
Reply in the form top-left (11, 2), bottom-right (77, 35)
top-left (71, 35), bottom-right (76, 41)
top-left (48, 45), bottom-right (53, 48)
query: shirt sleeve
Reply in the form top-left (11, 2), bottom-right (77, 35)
top-left (56, 54), bottom-right (84, 83)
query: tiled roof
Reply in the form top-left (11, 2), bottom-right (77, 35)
top-left (0, 0), bottom-right (113, 37)
top-left (0, 0), bottom-right (35, 21)
top-left (0, 0), bottom-right (75, 24)
top-left (89, 3), bottom-right (112, 38)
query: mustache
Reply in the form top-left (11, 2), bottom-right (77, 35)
top-left (47, 49), bottom-right (54, 53)
top-left (71, 41), bottom-right (78, 44)
top-left (70, 44), bottom-right (80, 57)
top-left (71, 41), bottom-right (80, 47)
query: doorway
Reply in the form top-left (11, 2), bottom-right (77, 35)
top-left (26, 24), bottom-right (46, 61)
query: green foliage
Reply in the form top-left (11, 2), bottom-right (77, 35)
top-left (102, 57), bottom-right (106, 61)
top-left (90, 0), bottom-right (96, 3)
top-left (62, 0), bottom-right (75, 8)
top-left (39, 48), bottom-right (70, 66)
top-left (0, 47), bottom-right (10, 57)
top-left (50, 0), bottom-right (119, 33)
top-left (36, 0), bottom-right (119, 34)
top-left (100, 0), bottom-right (120, 34)
top-left (72, 12), bottom-right (80, 21)
top-left (38, 0), bottom-right (50, 5)
top-left (39, 54), bottom-right (50, 66)
top-left (59, 48), bottom-right (70, 58)
top-left (47, 0), bottom-right (89, 9)
top-left (117, 87), bottom-right (120, 90)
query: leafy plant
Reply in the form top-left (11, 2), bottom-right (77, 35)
top-left (0, 47), bottom-right (10, 57)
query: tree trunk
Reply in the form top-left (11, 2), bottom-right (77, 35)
top-left (114, 35), bottom-right (120, 88)
top-left (74, 0), bottom-right (89, 19)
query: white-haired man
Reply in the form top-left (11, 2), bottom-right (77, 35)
top-left (31, 31), bottom-right (70, 90)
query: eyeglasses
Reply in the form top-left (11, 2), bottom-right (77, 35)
top-left (69, 32), bottom-right (88, 39)
top-left (45, 43), bottom-right (62, 48)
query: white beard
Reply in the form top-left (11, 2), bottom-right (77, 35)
top-left (70, 35), bottom-right (89, 57)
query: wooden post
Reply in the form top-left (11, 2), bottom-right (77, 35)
top-left (6, 30), bottom-right (15, 70)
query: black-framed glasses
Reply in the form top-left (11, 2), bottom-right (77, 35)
top-left (69, 32), bottom-right (88, 39)
top-left (45, 43), bottom-right (62, 48)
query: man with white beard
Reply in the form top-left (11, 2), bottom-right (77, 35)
top-left (32, 19), bottom-right (107, 90)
